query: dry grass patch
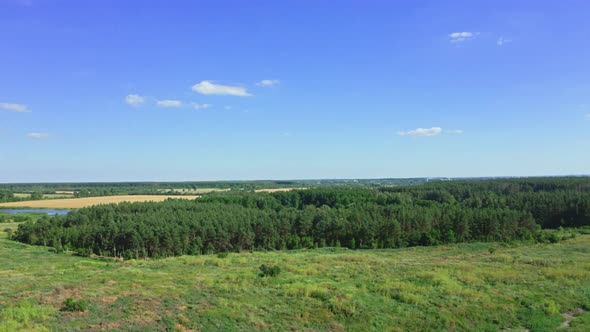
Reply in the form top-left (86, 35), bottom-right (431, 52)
top-left (255, 188), bottom-right (307, 193)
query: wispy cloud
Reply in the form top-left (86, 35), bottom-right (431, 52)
top-left (125, 94), bottom-right (145, 107)
top-left (256, 79), bottom-right (280, 87)
top-left (398, 127), bottom-right (442, 137)
top-left (585, 113), bottom-right (590, 119)
top-left (191, 102), bottom-right (211, 110)
top-left (449, 31), bottom-right (477, 43)
top-left (0, 102), bottom-right (31, 112)
top-left (156, 100), bottom-right (183, 108)
top-left (497, 37), bottom-right (511, 46)
top-left (446, 129), bottom-right (464, 134)
top-left (192, 81), bottom-right (251, 96)
top-left (28, 132), bottom-right (48, 139)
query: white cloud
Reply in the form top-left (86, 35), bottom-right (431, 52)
top-left (497, 37), bottom-right (511, 46)
top-left (446, 129), bottom-right (464, 134)
top-left (224, 106), bottom-right (233, 110)
top-left (0, 102), bottom-right (31, 112)
top-left (157, 100), bottom-right (183, 108)
top-left (191, 102), bottom-right (211, 110)
top-left (28, 132), bottom-right (48, 139)
top-left (125, 94), bottom-right (145, 107)
top-left (192, 81), bottom-right (251, 96)
top-left (398, 127), bottom-right (442, 137)
top-left (449, 31), bottom-right (477, 43)
top-left (449, 32), bottom-right (473, 38)
top-left (256, 79), bottom-right (280, 87)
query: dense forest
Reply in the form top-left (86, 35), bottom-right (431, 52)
top-left (12, 177), bottom-right (590, 259)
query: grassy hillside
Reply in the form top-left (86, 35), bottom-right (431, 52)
top-left (0, 229), bottom-right (589, 331)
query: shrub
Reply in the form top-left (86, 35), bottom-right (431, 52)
top-left (217, 252), bottom-right (229, 259)
top-left (60, 298), bottom-right (87, 312)
top-left (542, 299), bottom-right (560, 315)
top-left (548, 233), bottom-right (561, 244)
top-left (75, 248), bottom-right (92, 257)
top-left (259, 264), bottom-right (281, 277)
top-left (488, 247), bottom-right (497, 255)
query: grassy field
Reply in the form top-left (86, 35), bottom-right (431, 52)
top-left (13, 193), bottom-right (32, 198)
top-left (43, 194), bottom-right (75, 199)
top-left (14, 193), bottom-right (76, 199)
top-left (0, 195), bottom-right (200, 209)
top-left (159, 188), bottom-right (231, 194)
top-left (0, 230), bottom-right (588, 331)
top-left (254, 187), bottom-right (306, 193)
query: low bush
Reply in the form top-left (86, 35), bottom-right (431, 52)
top-left (259, 264), bottom-right (281, 277)
top-left (60, 298), bottom-right (87, 312)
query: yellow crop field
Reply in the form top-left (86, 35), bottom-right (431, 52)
top-left (0, 195), bottom-right (200, 209)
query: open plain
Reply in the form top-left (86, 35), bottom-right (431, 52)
top-left (0, 195), bottom-right (200, 209)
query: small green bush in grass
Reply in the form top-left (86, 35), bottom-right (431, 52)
top-left (60, 298), bottom-right (87, 312)
top-left (548, 233), bottom-right (561, 244)
top-left (259, 264), bottom-right (281, 277)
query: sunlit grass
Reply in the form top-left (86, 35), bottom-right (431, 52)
top-left (0, 233), bottom-right (588, 331)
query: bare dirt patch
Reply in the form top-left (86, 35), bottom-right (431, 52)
top-left (40, 285), bottom-right (82, 307)
top-left (559, 307), bottom-right (585, 329)
top-left (100, 296), bottom-right (119, 305)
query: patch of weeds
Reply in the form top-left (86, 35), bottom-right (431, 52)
top-left (0, 299), bottom-right (57, 331)
top-left (259, 264), bottom-right (281, 277)
top-left (517, 299), bottom-right (563, 331)
top-left (61, 298), bottom-right (88, 312)
top-left (107, 296), bottom-right (134, 319)
top-left (310, 289), bottom-right (332, 302)
top-left (543, 300), bottom-right (560, 315)
top-left (327, 294), bottom-right (361, 318)
top-left (160, 315), bottom-right (176, 332)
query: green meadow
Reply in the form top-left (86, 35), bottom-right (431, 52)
top-left (0, 227), bottom-right (589, 332)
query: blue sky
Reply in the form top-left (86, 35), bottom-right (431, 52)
top-left (1, 0), bottom-right (589, 182)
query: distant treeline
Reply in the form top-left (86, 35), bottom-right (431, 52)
top-left (0, 178), bottom-right (429, 202)
top-left (13, 177), bottom-right (590, 258)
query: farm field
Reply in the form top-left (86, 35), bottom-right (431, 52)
top-left (13, 193), bottom-right (74, 199)
top-left (0, 195), bottom-right (200, 209)
top-left (0, 231), bottom-right (588, 331)
top-left (255, 187), bottom-right (306, 193)
top-left (43, 193), bottom-right (75, 199)
top-left (159, 188), bottom-right (231, 194)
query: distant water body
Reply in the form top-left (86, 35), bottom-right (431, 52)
top-left (0, 209), bottom-right (70, 215)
